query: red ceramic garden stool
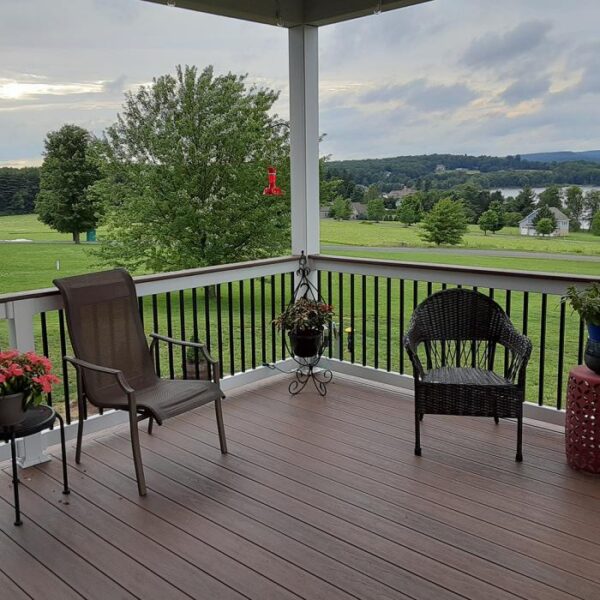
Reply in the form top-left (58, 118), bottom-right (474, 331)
top-left (566, 365), bottom-right (600, 473)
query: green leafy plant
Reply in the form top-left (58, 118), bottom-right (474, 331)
top-left (0, 350), bottom-right (59, 408)
top-left (274, 298), bottom-right (334, 334)
top-left (564, 283), bottom-right (600, 326)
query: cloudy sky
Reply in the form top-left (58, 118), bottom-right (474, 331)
top-left (1, 0), bottom-right (599, 165)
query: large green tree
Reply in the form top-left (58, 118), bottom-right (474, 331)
top-left (507, 186), bottom-right (535, 216)
top-left (420, 199), bottom-right (468, 246)
top-left (396, 195), bottom-right (422, 226)
top-left (36, 125), bottom-right (99, 243)
top-left (366, 198), bottom-right (385, 221)
top-left (591, 211), bottom-right (600, 236)
top-left (478, 208), bottom-right (504, 235)
top-left (533, 204), bottom-right (557, 232)
top-left (94, 66), bottom-right (290, 271)
top-left (564, 185), bottom-right (584, 231)
top-left (330, 197), bottom-right (352, 220)
top-left (538, 185), bottom-right (562, 209)
top-left (585, 190), bottom-right (600, 223)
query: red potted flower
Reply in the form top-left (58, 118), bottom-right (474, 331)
top-left (0, 351), bottom-right (60, 427)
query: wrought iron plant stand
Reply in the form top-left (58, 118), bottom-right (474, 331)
top-left (267, 253), bottom-right (333, 396)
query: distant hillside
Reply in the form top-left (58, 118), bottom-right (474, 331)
top-left (522, 150), bottom-right (600, 164)
top-left (326, 153), bottom-right (600, 190)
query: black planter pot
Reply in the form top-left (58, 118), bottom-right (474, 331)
top-left (0, 393), bottom-right (26, 428)
top-left (289, 331), bottom-right (323, 358)
top-left (584, 339), bottom-right (600, 375)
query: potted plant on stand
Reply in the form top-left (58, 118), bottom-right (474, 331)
top-left (0, 350), bottom-right (60, 427)
top-left (565, 283), bottom-right (600, 374)
top-left (274, 297), bottom-right (334, 358)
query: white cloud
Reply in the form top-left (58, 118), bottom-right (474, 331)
top-left (1, 0), bottom-right (600, 162)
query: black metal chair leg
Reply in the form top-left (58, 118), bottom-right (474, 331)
top-left (10, 433), bottom-right (22, 526)
top-left (75, 412), bottom-right (84, 464)
top-left (56, 414), bottom-right (70, 495)
top-left (414, 408), bottom-right (422, 456)
top-left (147, 416), bottom-right (154, 435)
top-left (516, 411), bottom-right (523, 462)
top-left (74, 368), bottom-right (85, 464)
top-left (129, 412), bottom-right (147, 496)
top-left (494, 416), bottom-right (500, 425)
top-left (215, 397), bottom-right (227, 454)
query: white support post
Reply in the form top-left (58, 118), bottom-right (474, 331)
top-left (6, 300), bottom-right (50, 467)
top-left (289, 25), bottom-right (320, 258)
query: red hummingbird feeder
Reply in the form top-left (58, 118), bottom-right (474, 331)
top-left (263, 166), bottom-right (283, 196)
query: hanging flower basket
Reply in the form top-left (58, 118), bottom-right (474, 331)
top-left (289, 330), bottom-right (323, 358)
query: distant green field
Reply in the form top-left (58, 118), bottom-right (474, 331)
top-left (327, 249), bottom-right (600, 276)
top-left (321, 220), bottom-right (600, 255)
top-left (0, 214), bottom-right (599, 294)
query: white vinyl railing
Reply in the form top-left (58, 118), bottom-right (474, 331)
top-left (2, 253), bottom-right (598, 463)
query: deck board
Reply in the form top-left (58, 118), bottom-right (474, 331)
top-left (1, 374), bottom-right (599, 600)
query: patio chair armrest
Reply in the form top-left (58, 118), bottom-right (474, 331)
top-left (149, 333), bottom-right (219, 365)
top-left (499, 326), bottom-right (533, 383)
top-left (64, 356), bottom-right (135, 395)
top-left (403, 334), bottom-right (425, 380)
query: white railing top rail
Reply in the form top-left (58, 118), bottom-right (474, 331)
top-left (311, 254), bottom-right (600, 295)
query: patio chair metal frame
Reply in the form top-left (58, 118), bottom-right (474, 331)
top-left (55, 269), bottom-right (227, 496)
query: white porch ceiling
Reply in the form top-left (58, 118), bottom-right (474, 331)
top-left (141, 0), bottom-right (432, 27)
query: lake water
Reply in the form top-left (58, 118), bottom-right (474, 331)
top-left (493, 185), bottom-right (600, 199)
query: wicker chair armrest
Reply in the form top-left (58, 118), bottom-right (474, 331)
top-left (403, 334), bottom-right (425, 379)
top-left (149, 333), bottom-right (218, 365)
top-left (499, 325), bottom-right (533, 382)
top-left (64, 355), bottom-right (135, 395)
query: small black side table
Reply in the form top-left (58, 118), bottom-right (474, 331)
top-left (0, 406), bottom-right (70, 525)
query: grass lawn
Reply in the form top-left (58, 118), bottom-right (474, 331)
top-left (325, 249), bottom-right (600, 276)
top-left (321, 220), bottom-right (600, 255)
top-left (0, 243), bottom-right (99, 293)
top-left (0, 213), bottom-right (75, 242)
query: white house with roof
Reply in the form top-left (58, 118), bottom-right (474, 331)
top-left (519, 207), bottom-right (570, 236)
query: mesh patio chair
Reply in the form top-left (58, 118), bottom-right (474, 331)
top-left (404, 288), bottom-right (532, 462)
top-left (54, 269), bottom-right (227, 495)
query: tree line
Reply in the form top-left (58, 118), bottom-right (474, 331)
top-left (0, 167), bottom-right (40, 215)
top-left (326, 153), bottom-right (600, 190)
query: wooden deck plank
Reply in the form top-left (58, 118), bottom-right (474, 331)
top-left (40, 448), bottom-right (298, 600)
top-left (163, 407), bottom-right (594, 600)
top-left (256, 383), bottom-right (600, 504)
top-left (0, 492), bottom-right (130, 600)
top-left (108, 430), bottom-right (463, 600)
top-left (88, 439), bottom-right (401, 600)
top-left (244, 384), bottom-right (600, 521)
top-left (206, 398), bottom-right (600, 563)
top-left (0, 374), bottom-right (599, 600)
top-left (0, 471), bottom-right (185, 600)
top-left (0, 527), bottom-right (79, 600)
top-left (0, 568), bottom-right (32, 600)
top-left (16, 466), bottom-right (246, 600)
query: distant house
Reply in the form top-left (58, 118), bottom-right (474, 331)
top-left (435, 164), bottom-right (446, 174)
top-left (384, 187), bottom-right (416, 208)
top-left (519, 207), bottom-right (570, 236)
top-left (350, 202), bottom-right (367, 219)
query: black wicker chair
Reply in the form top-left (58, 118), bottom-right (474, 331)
top-left (404, 288), bottom-right (532, 462)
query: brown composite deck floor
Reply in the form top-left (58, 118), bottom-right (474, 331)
top-left (1, 374), bottom-right (600, 600)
